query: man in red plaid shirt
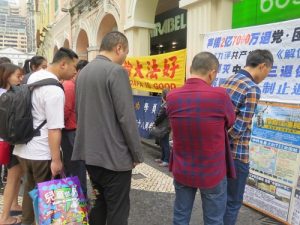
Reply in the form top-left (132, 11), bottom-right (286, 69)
top-left (167, 52), bottom-right (236, 225)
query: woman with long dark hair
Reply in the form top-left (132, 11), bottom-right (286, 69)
top-left (0, 63), bottom-right (23, 225)
top-left (22, 56), bottom-right (47, 84)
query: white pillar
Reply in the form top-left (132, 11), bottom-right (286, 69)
top-left (180, 0), bottom-right (234, 77)
top-left (87, 46), bottom-right (99, 61)
top-left (124, 24), bottom-right (154, 57)
top-left (124, 23), bottom-right (155, 96)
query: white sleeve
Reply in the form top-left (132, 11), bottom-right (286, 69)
top-left (44, 86), bottom-right (65, 129)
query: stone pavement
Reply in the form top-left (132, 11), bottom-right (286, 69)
top-left (129, 139), bottom-right (282, 225)
top-left (0, 140), bottom-right (283, 225)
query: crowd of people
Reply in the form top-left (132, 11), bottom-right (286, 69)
top-left (0, 30), bottom-right (274, 225)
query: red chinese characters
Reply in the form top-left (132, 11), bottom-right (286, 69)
top-left (123, 60), bottom-right (133, 77)
top-left (124, 55), bottom-right (180, 80)
top-left (146, 59), bottom-right (161, 80)
top-left (133, 60), bottom-right (144, 78)
top-left (163, 56), bottom-right (179, 79)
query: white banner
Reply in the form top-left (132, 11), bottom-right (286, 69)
top-left (203, 19), bottom-right (300, 104)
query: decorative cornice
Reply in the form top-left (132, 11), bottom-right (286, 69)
top-left (124, 21), bottom-right (156, 30)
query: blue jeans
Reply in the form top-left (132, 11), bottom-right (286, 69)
top-left (160, 134), bottom-right (170, 163)
top-left (223, 160), bottom-right (249, 225)
top-left (173, 177), bottom-right (227, 225)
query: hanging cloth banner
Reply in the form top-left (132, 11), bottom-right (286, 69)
top-left (123, 49), bottom-right (186, 93)
top-left (203, 19), bottom-right (300, 104)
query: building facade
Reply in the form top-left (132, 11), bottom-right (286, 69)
top-left (0, 0), bottom-right (27, 53)
top-left (36, 0), bottom-right (234, 69)
top-left (0, 47), bottom-right (35, 66)
top-left (26, 0), bottom-right (36, 53)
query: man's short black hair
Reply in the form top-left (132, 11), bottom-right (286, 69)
top-left (0, 57), bottom-right (11, 64)
top-left (100, 31), bottom-right (128, 51)
top-left (246, 49), bottom-right (274, 68)
top-left (76, 60), bottom-right (88, 71)
top-left (52, 47), bottom-right (78, 64)
top-left (190, 52), bottom-right (219, 75)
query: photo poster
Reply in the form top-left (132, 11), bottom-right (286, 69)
top-left (133, 95), bottom-right (161, 138)
top-left (247, 102), bottom-right (300, 224)
top-left (202, 19), bottom-right (300, 224)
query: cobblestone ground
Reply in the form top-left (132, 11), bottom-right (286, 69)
top-left (0, 142), bottom-right (282, 225)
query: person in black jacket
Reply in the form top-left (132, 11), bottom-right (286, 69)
top-left (154, 89), bottom-right (171, 167)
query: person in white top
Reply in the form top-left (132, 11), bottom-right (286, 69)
top-left (13, 48), bottom-right (78, 225)
top-left (0, 63), bottom-right (23, 225)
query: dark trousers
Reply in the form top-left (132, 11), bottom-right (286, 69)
top-left (86, 165), bottom-right (132, 225)
top-left (160, 134), bottom-right (170, 163)
top-left (17, 157), bottom-right (51, 225)
top-left (61, 130), bottom-right (87, 196)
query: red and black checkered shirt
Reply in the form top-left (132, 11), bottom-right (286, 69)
top-left (167, 78), bottom-right (236, 188)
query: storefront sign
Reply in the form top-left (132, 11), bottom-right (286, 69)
top-left (151, 12), bottom-right (186, 38)
top-left (124, 49), bottom-right (186, 93)
top-left (150, 8), bottom-right (187, 54)
top-left (203, 19), bottom-right (300, 104)
top-left (233, 0), bottom-right (300, 28)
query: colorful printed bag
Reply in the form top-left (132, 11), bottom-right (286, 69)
top-left (29, 176), bottom-right (89, 225)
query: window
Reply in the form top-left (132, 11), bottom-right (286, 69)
top-left (55, 0), bottom-right (59, 12)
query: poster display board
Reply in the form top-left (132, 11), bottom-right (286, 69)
top-left (246, 102), bottom-right (300, 224)
top-left (203, 19), bottom-right (300, 224)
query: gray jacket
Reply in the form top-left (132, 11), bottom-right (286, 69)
top-left (72, 55), bottom-right (144, 171)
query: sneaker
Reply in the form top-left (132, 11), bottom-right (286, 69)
top-left (154, 159), bottom-right (162, 163)
top-left (159, 162), bottom-right (169, 167)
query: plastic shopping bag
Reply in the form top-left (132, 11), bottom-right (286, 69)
top-left (29, 176), bottom-right (89, 225)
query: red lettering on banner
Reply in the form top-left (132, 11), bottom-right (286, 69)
top-left (163, 56), bottom-right (179, 79)
top-left (145, 82), bottom-right (151, 88)
top-left (153, 83), bottom-right (177, 89)
top-left (146, 59), bottom-right (161, 80)
top-left (124, 61), bottom-right (133, 76)
top-left (130, 79), bottom-right (145, 88)
top-left (133, 60), bottom-right (144, 79)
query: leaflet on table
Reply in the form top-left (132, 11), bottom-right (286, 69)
top-left (244, 173), bottom-right (292, 221)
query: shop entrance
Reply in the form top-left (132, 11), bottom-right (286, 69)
top-left (150, 0), bottom-right (187, 55)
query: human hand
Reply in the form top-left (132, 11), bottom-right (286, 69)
top-left (51, 159), bottom-right (63, 177)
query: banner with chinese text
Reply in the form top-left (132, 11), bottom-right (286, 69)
top-left (203, 19), bottom-right (300, 104)
top-left (124, 49), bottom-right (186, 93)
top-left (244, 102), bottom-right (300, 224)
top-left (133, 95), bottom-right (161, 138)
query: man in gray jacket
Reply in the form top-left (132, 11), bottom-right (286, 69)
top-left (73, 31), bottom-right (144, 225)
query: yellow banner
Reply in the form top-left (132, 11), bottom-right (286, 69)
top-left (123, 49), bottom-right (186, 93)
